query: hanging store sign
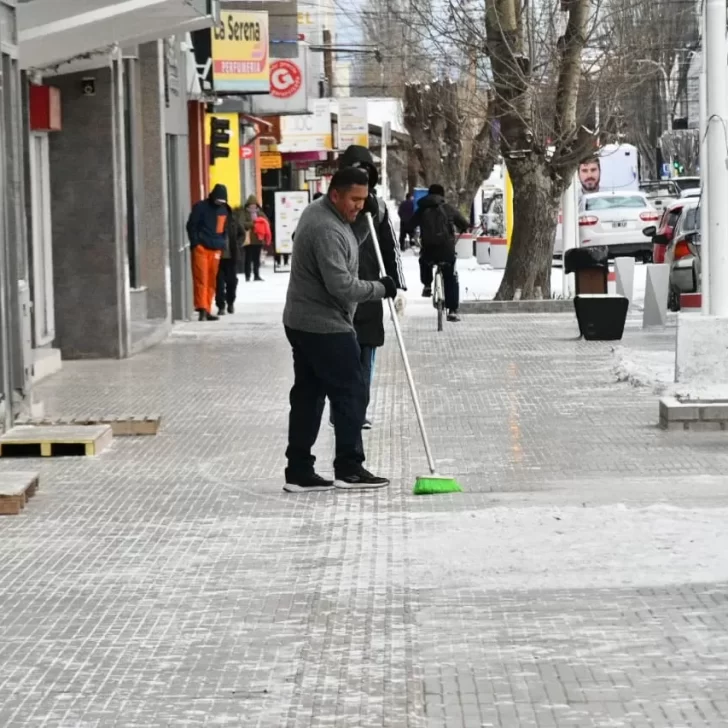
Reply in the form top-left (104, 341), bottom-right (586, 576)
top-left (211, 11), bottom-right (270, 94)
top-left (249, 45), bottom-right (313, 117)
top-left (338, 98), bottom-right (369, 149)
top-left (261, 151), bottom-right (283, 169)
top-left (278, 98), bottom-right (332, 152)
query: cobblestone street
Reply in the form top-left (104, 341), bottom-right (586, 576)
top-left (1, 256), bottom-right (728, 727)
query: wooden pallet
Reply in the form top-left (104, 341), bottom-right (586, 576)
top-left (14, 415), bottom-right (161, 437)
top-left (0, 472), bottom-right (40, 515)
top-left (0, 425), bottom-right (113, 458)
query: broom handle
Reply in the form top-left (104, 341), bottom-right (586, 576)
top-left (365, 212), bottom-right (437, 475)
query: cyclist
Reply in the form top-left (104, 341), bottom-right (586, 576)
top-left (405, 183), bottom-right (469, 322)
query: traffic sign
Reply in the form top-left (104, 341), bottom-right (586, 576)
top-left (240, 145), bottom-right (254, 160)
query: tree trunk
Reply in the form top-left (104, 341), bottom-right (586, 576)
top-left (495, 159), bottom-right (560, 300)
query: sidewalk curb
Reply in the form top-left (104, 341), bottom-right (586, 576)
top-left (461, 299), bottom-right (574, 314)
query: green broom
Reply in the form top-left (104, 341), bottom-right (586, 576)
top-left (365, 213), bottom-right (462, 495)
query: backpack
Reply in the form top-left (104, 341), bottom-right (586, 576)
top-left (253, 216), bottom-right (272, 245)
top-left (420, 202), bottom-right (453, 252)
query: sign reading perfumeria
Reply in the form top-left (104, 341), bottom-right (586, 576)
top-left (212, 11), bottom-right (270, 93)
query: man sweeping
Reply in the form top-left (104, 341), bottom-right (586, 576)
top-left (282, 167), bottom-right (397, 493)
top-left (186, 184), bottom-right (231, 321)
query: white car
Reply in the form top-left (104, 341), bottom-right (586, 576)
top-left (579, 191), bottom-right (660, 261)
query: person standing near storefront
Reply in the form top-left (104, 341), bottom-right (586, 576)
top-left (186, 184), bottom-right (230, 322)
top-left (238, 195), bottom-right (271, 282)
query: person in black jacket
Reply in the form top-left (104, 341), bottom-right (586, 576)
top-left (215, 206), bottom-right (242, 316)
top-left (406, 183), bottom-right (469, 322)
top-left (330, 145), bottom-right (406, 429)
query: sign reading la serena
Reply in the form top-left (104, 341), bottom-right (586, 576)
top-left (211, 11), bottom-right (270, 94)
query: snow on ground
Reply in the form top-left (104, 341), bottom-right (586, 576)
top-left (612, 345), bottom-right (675, 393)
top-left (408, 504), bottom-right (728, 591)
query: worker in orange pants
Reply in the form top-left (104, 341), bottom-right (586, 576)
top-left (186, 184), bottom-right (232, 321)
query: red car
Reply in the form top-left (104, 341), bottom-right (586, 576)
top-left (644, 199), bottom-right (687, 264)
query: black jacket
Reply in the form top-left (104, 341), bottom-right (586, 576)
top-left (405, 193), bottom-right (469, 259)
top-left (352, 201), bottom-right (406, 347)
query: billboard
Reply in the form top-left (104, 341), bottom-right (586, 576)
top-left (212, 11), bottom-right (270, 93)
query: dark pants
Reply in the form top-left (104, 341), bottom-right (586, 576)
top-left (419, 256), bottom-right (459, 311)
top-left (215, 258), bottom-right (238, 309)
top-left (275, 253), bottom-right (290, 266)
top-left (244, 245), bottom-right (262, 280)
top-left (285, 327), bottom-right (366, 477)
top-left (329, 344), bottom-right (375, 425)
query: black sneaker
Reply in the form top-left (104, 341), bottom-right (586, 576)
top-left (335, 467), bottom-right (389, 490)
top-left (283, 473), bottom-right (335, 493)
top-left (197, 309), bottom-right (206, 321)
top-left (227, 304), bottom-right (235, 314)
top-left (422, 286), bottom-right (432, 298)
top-left (217, 307), bottom-right (226, 317)
top-left (254, 277), bottom-right (264, 282)
top-left (447, 311), bottom-right (461, 322)
top-left (206, 312), bottom-right (219, 321)
top-left (362, 419), bottom-right (372, 430)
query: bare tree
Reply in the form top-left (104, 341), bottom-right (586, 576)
top-left (403, 75), bottom-right (497, 213)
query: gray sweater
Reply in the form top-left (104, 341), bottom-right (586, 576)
top-left (283, 197), bottom-right (386, 334)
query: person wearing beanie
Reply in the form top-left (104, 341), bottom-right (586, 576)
top-left (333, 144), bottom-right (407, 429)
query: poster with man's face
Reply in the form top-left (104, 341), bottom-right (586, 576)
top-left (578, 158), bottom-right (601, 192)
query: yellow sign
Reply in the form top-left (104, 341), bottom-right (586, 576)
top-left (205, 113), bottom-right (241, 207)
top-left (212, 11), bottom-right (270, 93)
top-left (260, 151), bottom-right (282, 170)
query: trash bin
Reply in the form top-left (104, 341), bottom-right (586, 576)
top-left (565, 247), bottom-right (628, 340)
top-left (564, 246), bottom-right (609, 295)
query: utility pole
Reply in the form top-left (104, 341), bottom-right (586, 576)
top-left (561, 173), bottom-right (579, 298)
top-left (323, 28), bottom-right (335, 97)
top-left (699, 4), bottom-right (709, 313)
top-left (704, 0), bottom-right (728, 316)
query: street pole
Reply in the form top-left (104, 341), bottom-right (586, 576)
top-left (704, 0), bottom-right (728, 316)
top-left (699, 4), bottom-right (710, 313)
top-left (561, 172), bottom-right (579, 298)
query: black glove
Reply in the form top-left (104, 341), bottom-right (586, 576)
top-left (364, 192), bottom-right (379, 218)
top-left (379, 276), bottom-right (397, 299)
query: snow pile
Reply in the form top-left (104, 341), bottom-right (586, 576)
top-left (408, 505), bottom-right (728, 591)
top-left (612, 345), bottom-right (674, 393)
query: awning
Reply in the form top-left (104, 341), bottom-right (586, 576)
top-left (18, 0), bottom-right (220, 70)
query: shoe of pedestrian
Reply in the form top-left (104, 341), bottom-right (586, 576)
top-left (197, 309), bottom-right (206, 322)
top-left (335, 466), bottom-right (389, 490)
top-left (422, 286), bottom-right (432, 298)
top-left (227, 304), bottom-right (235, 314)
top-left (283, 472), bottom-right (335, 493)
top-left (206, 312), bottom-right (219, 321)
top-left (217, 307), bottom-right (226, 317)
top-left (254, 277), bottom-right (264, 282)
top-left (362, 419), bottom-right (372, 430)
top-left (447, 311), bottom-right (461, 323)
top-left (245, 277), bottom-right (251, 282)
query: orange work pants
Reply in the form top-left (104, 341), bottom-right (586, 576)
top-left (192, 246), bottom-right (222, 313)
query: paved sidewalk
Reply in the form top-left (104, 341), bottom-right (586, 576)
top-left (1, 255), bottom-right (728, 727)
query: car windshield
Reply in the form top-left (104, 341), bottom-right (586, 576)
top-left (585, 196), bottom-right (646, 210)
top-left (673, 178), bottom-right (701, 192)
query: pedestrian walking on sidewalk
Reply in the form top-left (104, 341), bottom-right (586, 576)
top-left (215, 206), bottom-right (242, 316)
top-left (398, 191), bottom-right (415, 250)
top-left (238, 195), bottom-right (270, 282)
top-left (186, 184), bottom-right (231, 321)
top-left (282, 167), bottom-right (397, 493)
top-left (331, 144), bottom-right (406, 430)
